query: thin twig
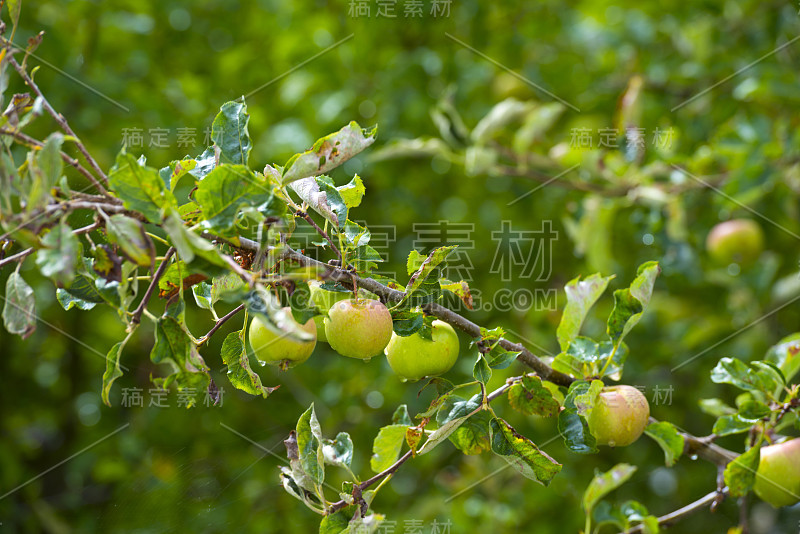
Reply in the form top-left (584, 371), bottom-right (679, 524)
top-left (7, 54), bottom-right (111, 190)
top-left (0, 128), bottom-right (107, 193)
top-left (624, 489), bottom-right (725, 533)
top-left (295, 209), bottom-right (344, 265)
top-left (131, 248), bottom-right (175, 325)
top-left (197, 304), bottom-right (245, 346)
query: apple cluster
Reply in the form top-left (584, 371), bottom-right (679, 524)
top-left (247, 282), bottom-right (461, 382)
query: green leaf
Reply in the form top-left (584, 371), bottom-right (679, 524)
top-left (319, 507), bottom-right (353, 534)
top-left (606, 261), bottom-right (660, 348)
top-left (583, 463), bottom-right (637, 515)
top-left (297, 404), bottom-right (325, 486)
top-left (3, 272), bottom-right (36, 338)
top-left (556, 273), bottom-right (613, 351)
top-left (450, 411), bottom-right (492, 455)
top-left (712, 415), bottom-right (753, 436)
top-left (419, 396), bottom-right (478, 454)
top-left (370, 424), bottom-right (407, 473)
top-left (104, 214), bottom-right (154, 267)
top-left (162, 211), bottom-right (228, 276)
top-left (337, 174), bottom-right (365, 209)
top-left (322, 432), bottom-right (354, 469)
top-left (194, 164), bottom-right (283, 233)
top-left (6, 0), bottom-right (21, 28)
top-left (765, 333), bottom-right (800, 383)
top-left (724, 442), bottom-right (761, 498)
top-left (35, 222), bottom-right (79, 285)
top-left (552, 336), bottom-right (628, 380)
top-left (160, 158), bottom-right (197, 192)
top-left (399, 246), bottom-right (457, 307)
top-left (392, 405), bottom-right (412, 426)
top-left (192, 282), bottom-right (213, 310)
top-left (26, 132), bottom-right (64, 211)
top-left (710, 357), bottom-right (772, 394)
top-left (558, 381), bottom-right (598, 454)
top-left (108, 151), bottom-right (177, 223)
top-left (391, 309), bottom-right (424, 337)
top-left (102, 338), bottom-right (128, 406)
top-left (645, 422), bottom-right (685, 467)
top-left (289, 175), bottom-right (347, 228)
top-left (507, 375), bottom-right (560, 417)
top-left (574, 379), bottom-right (604, 417)
top-left (698, 398), bottom-right (736, 417)
top-left (56, 288), bottom-right (96, 311)
top-left (221, 330), bottom-right (278, 398)
top-left (489, 417), bottom-right (562, 486)
top-left (211, 99), bottom-right (252, 166)
top-left (473, 354), bottom-right (492, 384)
top-left (282, 121), bottom-right (377, 185)
top-left (62, 274), bottom-right (118, 306)
top-left (150, 315), bottom-right (210, 404)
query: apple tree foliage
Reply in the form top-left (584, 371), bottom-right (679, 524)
top-left (1, 12), bottom-right (799, 534)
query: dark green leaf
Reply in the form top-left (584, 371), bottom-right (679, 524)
top-left (489, 417), bottom-right (562, 486)
top-left (102, 338), bottom-right (128, 406)
top-left (211, 99), bottom-right (252, 166)
top-left (450, 411), bottom-right (492, 455)
top-left (108, 151), bottom-right (176, 223)
top-left (473, 354), bottom-right (491, 384)
top-left (558, 381), bottom-right (598, 454)
top-left (724, 442), bottom-right (761, 498)
top-left (221, 330), bottom-right (278, 398)
top-left (507, 375), bottom-right (561, 417)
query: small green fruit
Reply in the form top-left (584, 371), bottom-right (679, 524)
top-left (586, 385), bottom-right (650, 447)
top-left (324, 299), bottom-right (393, 360)
top-left (384, 320), bottom-right (460, 381)
top-left (754, 438), bottom-right (800, 508)
top-left (248, 307), bottom-right (316, 369)
top-left (313, 315), bottom-right (327, 343)
top-left (706, 219), bottom-right (764, 266)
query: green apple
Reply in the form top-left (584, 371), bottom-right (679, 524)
top-left (384, 320), bottom-right (460, 381)
top-left (586, 385), bottom-right (650, 447)
top-left (324, 299), bottom-right (393, 360)
top-left (248, 307), bottom-right (316, 369)
top-left (706, 219), bottom-right (764, 266)
top-left (754, 438), bottom-right (800, 508)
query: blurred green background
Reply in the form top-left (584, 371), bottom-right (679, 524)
top-left (2, 0), bottom-right (800, 532)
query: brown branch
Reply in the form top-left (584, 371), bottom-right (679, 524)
top-left (196, 304), bottom-right (245, 346)
top-left (294, 209), bottom-right (344, 265)
top-left (0, 127), bottom-right (107, 194)
top-left (7, 55), bottom-right (111, 190)
top-left (131, 248), bottom-right (175, 325)
top-left (624, 489), bottom-right (726, 533)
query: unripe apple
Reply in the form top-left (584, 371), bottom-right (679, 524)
top-left (706, 219), bottom-right (764, 266)
top-left (324, 299), bottom-right (393, 360)
top-left (248, 307), bottom-right (316, 369)
top-left (753, 438), bottom-right (800, 508)
top-left (586, 385), bottom-right (650, 447)
top-left (384, 320), bottom-right (460, 381)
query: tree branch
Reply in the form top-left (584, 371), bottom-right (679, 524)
top-left (624, 489), bottom-right (726, 533)
top-left (196, 304), bottom-right (245, 346)
top-left (131, 248), bottom-right (175, 325)
top-left (294, 209), bottom-right (345, 266)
